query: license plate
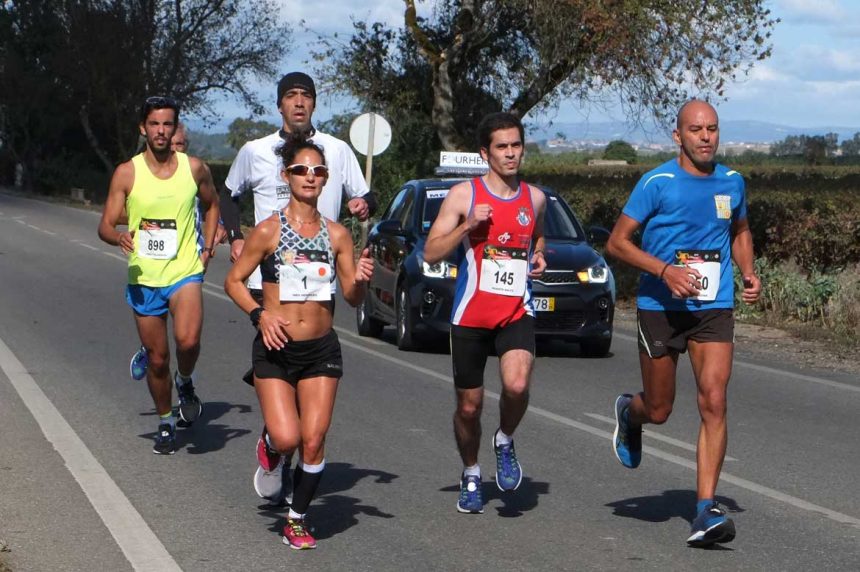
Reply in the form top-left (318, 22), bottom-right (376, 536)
top-left (533, 297), bottom-right (555, 311)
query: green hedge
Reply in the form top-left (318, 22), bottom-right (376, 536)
top-left (525, 166), bottom-right (860, 275)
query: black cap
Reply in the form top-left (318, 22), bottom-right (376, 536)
top-left (277, 72), bottom-right (316, 104)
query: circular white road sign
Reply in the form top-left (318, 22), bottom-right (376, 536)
top-left (349, 112), bottom-right (392, 156)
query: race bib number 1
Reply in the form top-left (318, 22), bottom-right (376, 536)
top-left (673, 249), bottom-right (721, 302)
top-left (479, 246), bottom-right (528, 296)
top-left (137, 219), bottom-right (178, 259)
top-left (278, 249), bottom-right (333, 301)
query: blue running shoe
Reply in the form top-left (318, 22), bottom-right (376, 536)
top-left (129, 346), bottom-right (148, 381)
top-left (457, 473), bottom-right (484, 514)
top-left (492, 431), bottom-right (523, 491)
top-left (687, 502), bottom-right (736, 547)
top-left (613, 394), bottom-right (642, 468)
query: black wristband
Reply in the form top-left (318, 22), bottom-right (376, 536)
top-left (250, 307), bottom-right (264, 327)
top-left (228, 228), bottom-right (244, 243)
top-left (659, 262), bottom-right (671, 280)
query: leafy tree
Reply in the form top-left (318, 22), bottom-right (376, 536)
top-left (771, 133), bottom-right (838, 165)
top-left (603, 140), bottom-right (636, 164)
top-left (313, 0), bottom-right (777, 151)
top-left (840, 132), bottom-right (860, 156)
top-left (227, 117), bottom-right (279, 150)
top-left (0, 0), bottom-right (290, 190)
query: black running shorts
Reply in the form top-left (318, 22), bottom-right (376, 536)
top-left (637, 309), bottom-right (734, 358)
top-left (252, 329), bottom-right (343, 384)
top-left (450, 315), bottom-right (535, 390)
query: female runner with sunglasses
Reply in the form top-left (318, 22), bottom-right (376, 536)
top-left (225, 134), bottom-right (374, 549)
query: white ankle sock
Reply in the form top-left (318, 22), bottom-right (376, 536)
top-left (494, 429), bottom-right (513, 446)
top-left (463, 464), bottom-right (481, 478)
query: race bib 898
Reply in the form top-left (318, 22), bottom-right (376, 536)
top-left (137, 219), bottom-right (178, 259)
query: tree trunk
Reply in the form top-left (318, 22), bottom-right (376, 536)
top-left (79, 105), bottom-right (114, 172)
top-left (431, 58), bottom-right (467, 151)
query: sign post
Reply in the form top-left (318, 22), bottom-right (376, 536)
top-left (349, 113), bottom-right (392, 247)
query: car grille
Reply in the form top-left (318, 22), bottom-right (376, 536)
top-left (536, 311), bottom-right (585, 331)
top-left (534, 270), bottom-right (578, 285)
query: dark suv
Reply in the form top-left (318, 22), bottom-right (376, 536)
top-left (356, 179), bottom-right (615, 356)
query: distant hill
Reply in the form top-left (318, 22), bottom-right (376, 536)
top-left (528, 120), bottom-right (860, 144)
top-left (187, 130), bottom-right (235, 162)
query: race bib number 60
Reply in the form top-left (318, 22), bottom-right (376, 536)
top-left (673, 249), bottom-right (721, 302)
top-left (138, 219), bottom-right (178, 259)
top-left (479, 246), bottom-right (528, 296)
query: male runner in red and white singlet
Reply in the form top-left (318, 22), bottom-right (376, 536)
top-left (425, 112), bottom-right (547, 514)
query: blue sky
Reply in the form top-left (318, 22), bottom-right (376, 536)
top-left (188, 0), bottom-right (860, 134)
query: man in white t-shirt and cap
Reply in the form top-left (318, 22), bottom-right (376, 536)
top-left (222, 71), bottom-right (374, 263)
top-left (221, 71), bottom-right (376, 506)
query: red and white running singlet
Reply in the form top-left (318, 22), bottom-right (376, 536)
top-left (450, 177), bottom-right (536, 329)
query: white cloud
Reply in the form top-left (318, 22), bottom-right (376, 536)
top-left (280, 0), bottom-right (405, 34)
top-left (786, 45), bottom-right (860, 80)
top-left (777, 0), bottom-right (846, 25)
top-left (748, 64), bottom-right (793, 83)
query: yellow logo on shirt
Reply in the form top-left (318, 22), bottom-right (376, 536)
top-left (714, 195), bottom-right (732, 219)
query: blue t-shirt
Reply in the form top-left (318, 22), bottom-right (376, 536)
top-left (622, 159), bottom-right (747, 311)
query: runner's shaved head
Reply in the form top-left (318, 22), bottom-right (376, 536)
top-left (676, 100), bottom-right (718, 130)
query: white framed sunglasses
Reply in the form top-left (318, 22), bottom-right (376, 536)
top-left (286, 163), bottom-right (329, 177)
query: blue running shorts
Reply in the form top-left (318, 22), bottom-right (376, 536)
top-left (125, 273), bottom-right (204, 316)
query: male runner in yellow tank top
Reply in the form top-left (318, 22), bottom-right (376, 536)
top-left (98, 96), bottom-right (220, 454)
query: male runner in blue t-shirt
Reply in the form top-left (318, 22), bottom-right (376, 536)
top-left (606, 100), bottom-right (762, 548)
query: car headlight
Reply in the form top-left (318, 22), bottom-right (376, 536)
top-left (422, 260), bottom-right (458, 279)
top-left (576, 264), bottom-right (610, 284)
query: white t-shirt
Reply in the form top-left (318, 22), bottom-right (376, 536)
top-left (225, 129), bottom-right (369, 290)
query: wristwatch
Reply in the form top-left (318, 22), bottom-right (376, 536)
top-left (250, 307), bottom-right (264, 327)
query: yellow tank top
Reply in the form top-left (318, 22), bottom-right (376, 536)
top-left (126, 152), bottom-right (203, 286)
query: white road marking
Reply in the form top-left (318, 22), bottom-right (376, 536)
top-left (78, 243), bottom-right (99, 251)
top-left (102, 250), bottom-right (127, 261)
top-left (582, 412), bottom-right (737, 461)
top-left (0, 336), bottom-right (182, 571)
top-left (613, 332), bottom-right (859, 393)
top-left (27, 224), bottom-right (41, 231)
top-left (334, 328), bottom-right (860, 529)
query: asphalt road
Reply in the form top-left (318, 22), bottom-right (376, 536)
top-left (1, 191), bottom-right (858, 571)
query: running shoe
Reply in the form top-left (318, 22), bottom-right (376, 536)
top-left (152, 423), bottom-right (176, 455)
top-left (283, 517), bottom-right (317, 550)
top-left (254, 429), bottom-right (286, 502)
top-left (129, 346), bottom-right (148, 381)
top-left (687, 502), bottom-right (736, 547)
top-left (174, 372), bottom-right (203, 425)
top-left (456, 473), bottom-right (484, 514)
top-left (492, 431), bottom-right (523, 491)
top-left (613, 394), bottom-right (642, 468)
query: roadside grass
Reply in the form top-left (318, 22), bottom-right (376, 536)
top-left (734, 260), bottom-right (860, 351)
top-left (0, 539), bottom-right (11, 572)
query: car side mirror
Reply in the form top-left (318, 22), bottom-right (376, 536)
top-left (588, 226), bottom-right (610, 245)
top-left (375, 219), bottom-right (405, 236)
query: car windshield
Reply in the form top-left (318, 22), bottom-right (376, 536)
top-left (421, 187), bottom-right (584, 240)
top-left (421, 188), bottom-right (451, 232)
top-left (543, 194), bottom-right (584, 240)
